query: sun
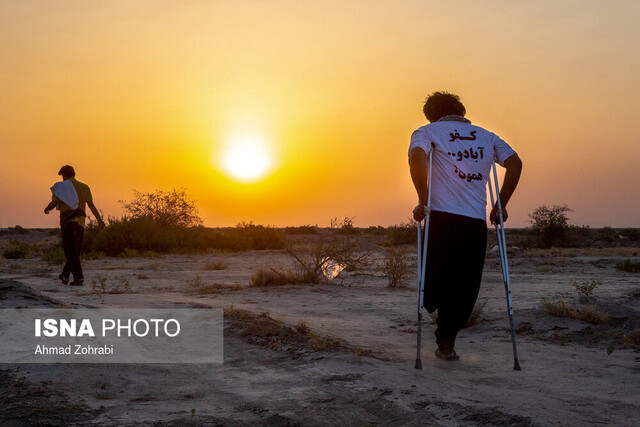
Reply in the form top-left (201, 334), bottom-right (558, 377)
top-left (220, 133), bottom-right (274, 183)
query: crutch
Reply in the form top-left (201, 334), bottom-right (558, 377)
top-left (415, 150), bottom-right (432, 370)
top-left (488, 160), bottom-right (522, 371)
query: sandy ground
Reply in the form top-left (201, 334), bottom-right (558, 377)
top-left (1, 231), bottom-right (639, 426)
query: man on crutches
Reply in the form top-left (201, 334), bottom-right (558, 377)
top-left (409, 91), bottom-right (522, 365)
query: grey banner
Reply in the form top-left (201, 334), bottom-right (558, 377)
top-left (0, 308), bottom-right (223, 363)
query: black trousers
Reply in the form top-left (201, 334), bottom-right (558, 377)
top-left (423, 210), bottom-right (487, 352)
top-left (61, 222), bottom-right (84, 281)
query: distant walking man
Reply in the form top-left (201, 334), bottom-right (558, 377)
top-left (44, 165), bottom-right (105, 286)
top-left (409, 92), bottom-right (522, 360)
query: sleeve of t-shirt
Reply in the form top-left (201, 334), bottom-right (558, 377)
top-left (408, 127), bottom-right (433, 157)
top-left (86, 186), bottom-right (93, 203)
top-left (492, 133), bottom-right (517, 167)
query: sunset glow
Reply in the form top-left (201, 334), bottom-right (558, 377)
top-left (220, 134), bottom-right (274, 183)
top-left (1, 1), bottom-right (639, 228)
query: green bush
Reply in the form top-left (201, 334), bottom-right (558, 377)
top-left (82, 217), bottom-right (284, 257)
top-left (527, 204), bottom-right (583, 248)
top-left (3, 241), bottom-right (36, 259)
top-left (43, 246), bottom-right (65, 265)
top-left (120, 188), bottom-right (203, 227)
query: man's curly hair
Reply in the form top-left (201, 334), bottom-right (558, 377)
top-left (423, 91), bottom-right (466, 123)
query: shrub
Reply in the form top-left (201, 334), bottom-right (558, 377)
top-left (615, 259), bottom-right (640, 273)
top-left (285, 225), bottom-right (318, 235)
top-left (330, 216), bottom-right (359, 235)
top-left (527, 204), bottom-right (576, 248)
top-left (376, 250), bottom-right (409, 287)
top-left (283, 231), bottom-right (368, 282)
top-left (386, 222), bottom-right (416, 246)
top-left (573, 279), bottom-right (600, 297)
top-left (250, 268), bottom-right (314, 287)
top-left (43, 246), bottom-right (65, 265)
top-left (3, 241), bottom-right (36, 259)
top-left (120, 188), bottom-right (203, 227)
top-left (619, 228), bottom-right (640, 241)
top-left (83, 217), bottom-right (208, 256)
top-left (9, 225), bottom-right (29, 234)
top-left (365, 226), bottom-right (386, 235)
top-left (83, 216), bottom-right (284, 257)
top-left (203, 260), bottom-right (227, 271)
top-left (595, 227), bottom-right (618, 242)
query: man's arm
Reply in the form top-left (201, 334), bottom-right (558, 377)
top-left (409, 147), bottom-right (430, 221)
top-left (44, 200), bottom-right (57, 214)
top-left (490, 153), bottom-right (523, 224)
top-left (87, 201), bottom-right (106, 229)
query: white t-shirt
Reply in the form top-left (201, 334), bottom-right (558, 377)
top-left (408, 118), bottom-right (517, 221)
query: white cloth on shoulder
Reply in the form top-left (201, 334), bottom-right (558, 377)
top-left (50, 180), bottom-right (79, 210)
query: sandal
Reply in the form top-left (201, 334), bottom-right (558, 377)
top-left (435, 349), bottom-right (460, 361)
top-left (58, 274), bottom-right (69, 285)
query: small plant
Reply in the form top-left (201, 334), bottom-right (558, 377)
top-left (91, 275), bottom-right (108, 302)
top-left (90, 275), bottom-right (131, 297)
top-left (111, 277), bottom-right (131, 294)
top-left (615, 259), bottom-right (640, 273)
top-left (376, 250), bottom-right (409, 287)
top-left (573, 279), bottom-right (600, 298)
top-left (3, 241), bottom-right (36, 259)
top-left (43, 246), bottom-right (65, 265)
top-left (203, 260), bottom-right (227, 271)
top-left (188, 275), bottom-right (204, 288)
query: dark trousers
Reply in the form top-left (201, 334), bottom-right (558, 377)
top-left (61, 222), bottom-right (84, 281)
top-left (423, 211), bottom-right (487, 352)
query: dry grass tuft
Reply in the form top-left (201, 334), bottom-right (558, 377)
top-left (249, 268), bottom-right (316, 287)
top-left (224, 307), bottom-right (376, 358)
top-left (541, 298), bottom-right (611, 325)
top-left (191, 283), bottom-right (242, 294)
top-left (203, 260), bottom-right (227, 271)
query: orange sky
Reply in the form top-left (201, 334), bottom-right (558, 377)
top-left (1, 1), bottom-right (639, 228)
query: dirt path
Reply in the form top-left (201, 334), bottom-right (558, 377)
top-left (1, 247), bottom-right (639, 425)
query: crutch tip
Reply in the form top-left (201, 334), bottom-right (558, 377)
top-left (513, 360), bottom-right (521, 371)
top-left (414, 359), bottom-right (422, 370)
